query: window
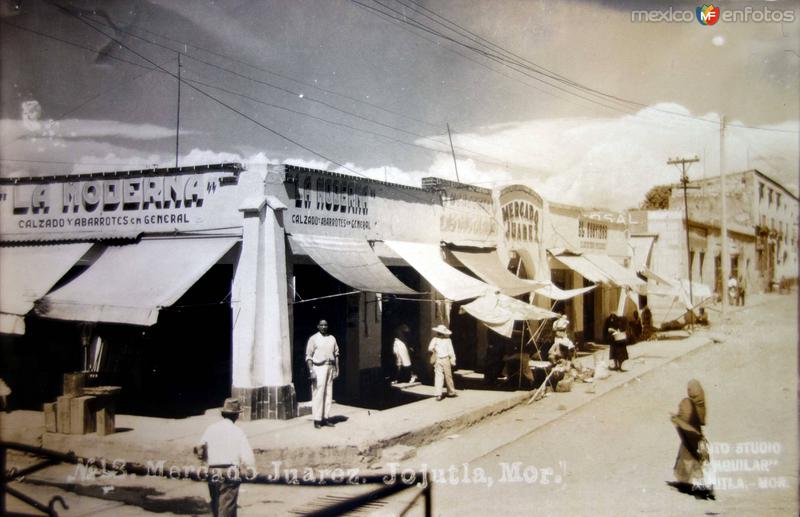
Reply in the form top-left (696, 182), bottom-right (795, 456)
top-left (768, 189), bottom-right (773, 207)
top-left (777, 193), bottom-right (782, 208)
top-left (759, 183), bottom-right (765, 201)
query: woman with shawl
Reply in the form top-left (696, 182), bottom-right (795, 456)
top-left (670, 379), bottom-right (715, 498)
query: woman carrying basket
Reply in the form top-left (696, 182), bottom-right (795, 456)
top-left (670, 379), bottom-right (715, 499)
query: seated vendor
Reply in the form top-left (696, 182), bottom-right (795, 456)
top-left (548, 314), bottom-right (575, 363)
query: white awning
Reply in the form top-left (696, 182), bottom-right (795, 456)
top-left (0, 242), bottom-right (93, 334)
top-left (583, 254), bottom-right (645, 292)
top-left (552, 254), bottom-right (609, 284)
top-left (534, 283), bottom-right (596, 301)
top-left (39, 237), bottom-right (239, 326)
top-left (642, 269), bottom-right (713, 310)
top-left (288, 235), bottom-right (416, 295)
top-left (630, 236), bottom-right (656, 273)
top-left (552, 250), bottom-right (644, 292)
top-left (461, 293), bottom-right (558, 337)
top-left (384, 240), bottom-right (494, 301)
top-left (450, 248), bottom-right (545, 297)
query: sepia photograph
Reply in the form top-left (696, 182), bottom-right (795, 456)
top-left (0, 0), bottom-right (797, 515)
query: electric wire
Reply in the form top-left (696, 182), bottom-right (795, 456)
top-left (353, 0), bottom-right (798, 134)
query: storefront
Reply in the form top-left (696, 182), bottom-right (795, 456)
top-left (1, 163), bottom-right (643, 420)
top-left (0, 164), bottom-right (246, 416)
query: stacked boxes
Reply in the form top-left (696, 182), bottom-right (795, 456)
top-left (42, 373), bottom-right (119, 435)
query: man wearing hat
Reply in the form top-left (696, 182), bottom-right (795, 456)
top-left (428, 324), bottom-right (457, 400)
top-left (305, 319), bottom-right (340, 428)
top-left (194, 398), bottom-right (255, 517)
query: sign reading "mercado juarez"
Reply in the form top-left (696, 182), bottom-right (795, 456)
top-left (0, 165), bottom-right (244, 241)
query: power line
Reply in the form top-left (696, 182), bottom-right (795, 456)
top-left (1, 20), bottom-right (154, 71)
top-left (355, 0), bottom-right (798, 135)
top-left (71, 8), bottom-right (562, 175)
top-left (63, 12), bottom-right (526, 169)
top-left (181, 73), bottom-right (550, 176)
top-left (57, 8), bottom-right (371, 180)
top-left (81, 11), bottom-right (444, 132)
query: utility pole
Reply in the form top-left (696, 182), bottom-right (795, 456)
top-left (720, 115), bottom-right (729, 317)
top-left (667, 155), bottom-right (700, 329)
top-left (175, 52), bottom-right (181, 168)
top-left (446, 123), bottom-right (460, 182)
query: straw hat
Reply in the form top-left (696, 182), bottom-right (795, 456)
top-left (221, 397), bottom-right (243, 415)
top-left (432, 324), bottom-right (452, 336)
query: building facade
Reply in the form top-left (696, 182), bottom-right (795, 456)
top-left (1, 164), bottom-right (644, 420)
top-left (667, 169), bottom-right (798, 292)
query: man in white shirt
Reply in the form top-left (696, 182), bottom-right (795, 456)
top-left (727, 275), bottom-right (738, 305)
top-left (428, 324), bottom-right (457, 400)
top-left (305, 319), bottom-right (339, 428)
top-left (194, 398), bottom-right (255, 517)
top-left (392, 323), bottom-right (417, 383)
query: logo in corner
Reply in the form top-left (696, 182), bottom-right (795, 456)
top-left (696, 4), bottom-right (721, 25)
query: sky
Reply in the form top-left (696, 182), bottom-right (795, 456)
top-left (1, 0), bottom-right (798, 209)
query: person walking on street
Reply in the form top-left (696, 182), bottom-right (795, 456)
top-left (727, 275), bottom-right (738, 306)
top-left (606, 314), bottom-right (629, 371)
top-left (392, 323), bottom-right (417, 383)
top-left (428, 324), bottom-right (457, 400)
top-left (194, 398), bottom-right (255, 517)
top-left (738, 274), bottom-right (747, 306)
top-left (305, 319), bottom-right (339, 429)
top-left (670, 379), bottom-right (715, 499)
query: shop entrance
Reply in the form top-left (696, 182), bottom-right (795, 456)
top-left (290, 264), bottom-right (350, 404)
top-left (3, 263), bottom-right (235, 418)
top-left (381, 266), bottom-right (423, 384)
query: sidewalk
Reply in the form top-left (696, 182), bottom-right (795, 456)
top-left (2, 327), bottom-right (723, 473)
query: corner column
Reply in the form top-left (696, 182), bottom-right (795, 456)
top-left (231, 191), bottom-right (296, 420)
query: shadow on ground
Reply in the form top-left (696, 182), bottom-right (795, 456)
top-left (23, 479), bottom-right (209, 514)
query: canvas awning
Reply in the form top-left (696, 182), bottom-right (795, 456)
top-left (551, 254), bottom-right (610, 284)
top-left (629, 236), bottom-right (656, 273)
top-left (0, 242), bottom-right (94, 335)
top-left (39, 237), bottom-right (239, 326)
top-left (450, 248), bottom-right (545, 297)
top-left (642, 269), bottom-right (713, 309)
top-left (384, 240), bottom-right (494, 301)
top-left (534, 283), bottom-right (596, 301)
top-left (583, 254), bottom-right (645, 292)
top-left (461, 293), bottom-right (558, 337)
top-left (551, 250), bottom-right (644, 292)
top-left (288, 235), bottom-right (415, 294)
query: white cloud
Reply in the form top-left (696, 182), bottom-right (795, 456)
top-left (426, 103), bottom-right (799, 209)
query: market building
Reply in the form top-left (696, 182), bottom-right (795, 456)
top-left (1, 163), bottom-right (645, 421)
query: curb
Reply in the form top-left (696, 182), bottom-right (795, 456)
top-left (32, 334), bottom-right (720, 473)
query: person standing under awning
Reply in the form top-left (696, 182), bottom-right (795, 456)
top-left (305, 320), bottom-right (339, 429)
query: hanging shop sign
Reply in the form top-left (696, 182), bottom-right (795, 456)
top-left (0, 165), bottom-right (244, 241)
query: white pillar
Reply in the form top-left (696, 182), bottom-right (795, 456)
top-left (231, 190), bottom-right (296, 419)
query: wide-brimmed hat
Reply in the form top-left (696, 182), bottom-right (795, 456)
top-left (221, 397), bottom-right (243, 415)
top-left (432, 324), bottom-right (452, 336)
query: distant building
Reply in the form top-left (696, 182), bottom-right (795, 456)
top-left (667, 169), bottom-right (798, 292)
top-left (630, 169), bottom-right (798, 316)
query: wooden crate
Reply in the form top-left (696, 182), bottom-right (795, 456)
top-left (69, 396), bottom-right (96, 434)
top-left (43, 402), bottom-right (57, 433)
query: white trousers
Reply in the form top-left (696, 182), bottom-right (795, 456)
top-left (433, 357), bottom-right (456, 397)
top-left (311, 364), bottom-right (334, 421)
